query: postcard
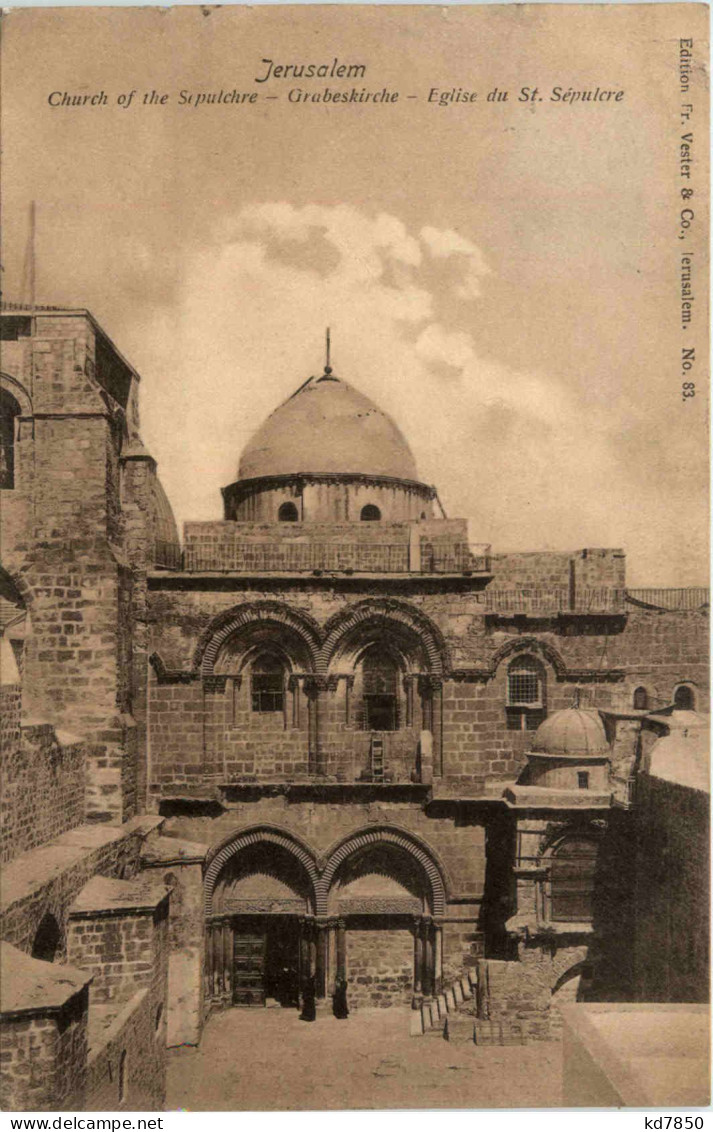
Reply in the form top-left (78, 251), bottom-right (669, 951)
top-left (0, 3), bottom-right (709, 1115)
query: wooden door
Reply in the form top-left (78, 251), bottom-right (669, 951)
top-left (233, 930), bottom-right (266, 1006)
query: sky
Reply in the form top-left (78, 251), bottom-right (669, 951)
top-left (1, 4), bottom-right (708, 586)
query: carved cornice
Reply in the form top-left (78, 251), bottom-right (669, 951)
top-left (203, 674), bottom-right (230, 694)
top-left (149, 653), bottom-right (198, 685)
top-left (223, 472), bottom-right (436, 498)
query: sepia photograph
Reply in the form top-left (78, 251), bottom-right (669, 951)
top-left (0, 2), bottom-right (709, 1115)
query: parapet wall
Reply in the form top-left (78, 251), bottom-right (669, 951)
top-left (0, 687), bottom-right (86, 866)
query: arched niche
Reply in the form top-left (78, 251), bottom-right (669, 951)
top-left (31, 912), bottom-right (62, 963)
top-left (211, 841), bottom-right (315, 916)
top-left (319, 826), bottom-right (447, 916)
top-left (204, 827), bottom-right (319, 917)
top-left (326, 841), bottom-right (430, 917)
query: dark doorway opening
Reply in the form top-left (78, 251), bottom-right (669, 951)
top-left (232, 916), bottom-right (300, 1007)
top-left (31, 913), bottom-right (61, 963)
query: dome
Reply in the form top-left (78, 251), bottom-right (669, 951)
top-left (531, 708), bottom-right (609, 757)
top-left (238, 371), bottom-right (420, 483)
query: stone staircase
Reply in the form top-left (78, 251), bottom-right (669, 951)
top-left (409, 969), bottom-right (477, 1039)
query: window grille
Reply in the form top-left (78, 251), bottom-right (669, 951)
top-left (551, 838), bottom-right (598, 922)
top-left (361, 647), bottom-right (399, 732)
top-left (506, 656), bottom-right (545, 730)
top-left (251, 655), bottom-right (285, 713)
top-left (508, 672), bottom-right (541, 704)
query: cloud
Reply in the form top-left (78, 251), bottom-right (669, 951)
top-left (420, 225), bottom-right (490, 298)
top-left (129, 202), bottom-right (706, 586)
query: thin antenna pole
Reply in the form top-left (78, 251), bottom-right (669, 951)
top-left (325, 327), bottom-right (331, 371)
top-left (22, 202), bottom-right (36, 308)
top-left (29, 201), bottom-right (36, 309)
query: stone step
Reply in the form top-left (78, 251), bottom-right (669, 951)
top-left (444, 1015), bottom-right (475, 1044)
top-left (473, 1019), bottom-right (526, 1047)
top-left (409, 1009), bottom-right (424, 1037)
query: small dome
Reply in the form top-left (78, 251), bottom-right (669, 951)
top-left (238, 371), bottom-right (420, 482)
top-left (531, 708), bottom-right (609, 757)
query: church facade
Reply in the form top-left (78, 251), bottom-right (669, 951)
top-left (0, 305), bottom-right (708, 1108)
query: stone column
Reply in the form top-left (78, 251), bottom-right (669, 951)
top-left (213, 920), bottom-right (224, 997)
top-left (315, 921), bottom-right (328, 1000)
top-left (430, 681), bottom-right (443, 777)
top-left (421, 918), bottom-right (434, 998)
top-left (288, 674), bottom-right (301, 728)
top-left (413, 916), bottom-right (423, 1004)
top-left (404, 675), bottom-right (414, 728)
top-left (434, 921), bottom-right (443, 995)
top-left (336, 918), bottom-right (347, 983)
top-left (205, 923), bottom-right (214, 1000)
top-left (305, 679), bottom-right (322, 774)
top-left (223, 921), bottom-right (232, 999)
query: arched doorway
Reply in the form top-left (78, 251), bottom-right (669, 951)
top-left (322, 829), bottom-right (447, 1010)
top-left (205, 830), bottom-right (318, 1010)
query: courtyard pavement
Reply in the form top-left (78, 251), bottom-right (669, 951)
top-left (166, 1006), bottom-right (563, 1110)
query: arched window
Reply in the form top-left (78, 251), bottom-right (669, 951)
top-left (278, 501), bottom-right (298, 522)
top-left (31, 913), bottom-right (61, 963)
top-left (633, 686), bottom-right (649, 710)
top-left (550, 837), bottom-right (598, 923)
top-left (506, 655), bottom-right (546, 731)
top-left (251, 652), bottom-right (285, 714)
top-left (0, 389), bottom-right (21, 490)
top-left (360, 646), bottom-right (399, 731)
top-left (360, 504), bottom-right (381, 522)
top-left (673, 684), bottom-right (695, 710)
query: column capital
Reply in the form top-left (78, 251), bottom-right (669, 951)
top-left (203, 674), bottom-right (230, 694)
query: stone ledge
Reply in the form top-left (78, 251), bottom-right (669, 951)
top-left (69, 876), bottom-right (171, 918)
top-left (0, 941), bottom-right (91, 1017)
top-left (140, 836), bottom-right (210, 868)
top-left (87, 988), bottom-right (149, 1059)
top-left (0, 816), bottom-right (164, 913)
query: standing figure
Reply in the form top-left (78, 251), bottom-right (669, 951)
top-left (333, 974), bottom-right (349, 1019)
top-left (300, 973), bottom-right (316, 1022)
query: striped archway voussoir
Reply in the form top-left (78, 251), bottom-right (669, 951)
top-left (317, 827), bottom-right (447, 916)
top-left (195, 601), bottom-right (322, 676)
top-left (320, 600), bottom-right (446, 676)
top-left (204, 827), bottom-right (320, 916)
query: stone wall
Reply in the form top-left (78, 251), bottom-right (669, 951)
top-left (147, 584), bottom-right (708, 796)
top-left (633, 772), bottom-right (709, 1003)
top-left (0, 986), bottom-right (89, 1112)
top-left (475, 944), bottom-right (590, 1043)
top-left (0, 824), bottom-right (149, 956)
top-left (1, 703), bottom-right (86, 865)
top-left (85, 988), bottom-right (166, 1111)
top-left (0, 312), bottom-right (153, 824)
top-left (346, 923), bottom-right (414, 1009)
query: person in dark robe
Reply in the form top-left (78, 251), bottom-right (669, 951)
top-left (333, 974), bottom-right (349, 1019)
top-left (300, 973), bottom-right (316, 1021)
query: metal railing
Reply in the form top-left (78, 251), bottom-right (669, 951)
top-left (625, 587), bottom-right (709, 611)
top-left (183, 540), bottom-right (491, 574)
top-left (484, 587), bottom-right (626, 614)
top-left (153, 539), bottom-right (183, 570)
